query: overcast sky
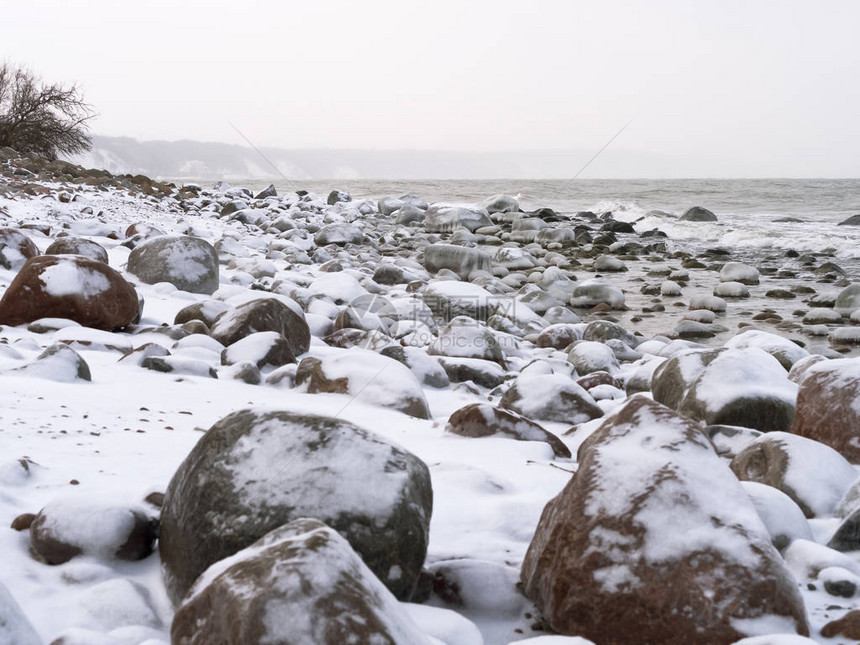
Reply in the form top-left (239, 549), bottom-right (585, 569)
top-left (3, 0), bottom-right (859, 177)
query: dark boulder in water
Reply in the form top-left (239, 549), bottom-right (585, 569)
top-left (838, 214), bottom-right (860, 226)
top-left (680, 206), bottom-right (718, 222)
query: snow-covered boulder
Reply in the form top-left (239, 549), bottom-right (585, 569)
top-left (429, 319), bottom-right (506, 366)
top-left (29, 499), bottom-right (156, 564)
top-left (423, 243), bottom-right (492, 280)
top-left (724, 330), bottom-right (809, 370)
top-left (160, 409), bottom-right (433, 603)
top-left (445, 402), bottom-right (571, 458)
top-left (731, 432), bottom-right (857, 518)
top-left (0, 227), bottom-right (39, 269)
top-left (567, 340), bottom-right (620, 376)
top-left (0, 255), bottom-right (140, 331)
top-left (500, 373), bottom-right (602, 425)
top-left (835, 283), bottom-right (860, 315)
top-left (171, 519), bottom-right (431, 645)
top-left (314, 222), bottom-right (363, 245)
top-left (295, 349), bottom-right (431, 418)
top-left (423, 281), bottom-right (498, 321)
top-left (740, 481), bottom-right (813, 550)
top-left (569, 280), bottom-right (625, 310)
top-left (127, 235), bottom-right (219, 294)
top-left (720, 262), bottom-right (760, 285)
top-left (221, 331), bottom-right (295, 369)
top-left (521, 396), bottom-right (809, 642)
top-left (655, 347), bottom-right (797, 433)
top-left (790, 357), bottom-right (860, 463)
top-left (11, 343), bottom-right (91, 382)
top-left (714, 281), bottom-right (750, 298)
top-left (209, 297), bottom-right (310, 356)
top-left (45, 236), bottom-right (109, 263)
top-left (535, 323), bottom-right (583, 350)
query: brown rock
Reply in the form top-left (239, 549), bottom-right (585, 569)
top-left (576, 370), bottom-right (622, 391)
top-left (790, 358), bottom-right (860, 463)
top-left (821, 609), bottom-right (860, 639)
top-left (30, 503), bottom-right (157, 565)
top-left (535, 324), bottom-right (581, 350)
top-left (45, 237), bottom-right (109, 263)
top-left (0, 255), bottom-right (139, 330)
top-left (170, 519), bottom-right (430, 645)
top-left (521, 396), bottom-right (809, 643)
top-left (446, 403), bottom-right (571, 458)
top-left (0, 227), bottom-right (39, 269)
top-left (11, 513), bottom-right (35, 531)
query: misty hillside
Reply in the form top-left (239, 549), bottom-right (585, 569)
top-left (70, 136), bottom-right (695, 181)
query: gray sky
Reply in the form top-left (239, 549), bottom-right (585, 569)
top-left (3, 0), bottom-right (860, 176)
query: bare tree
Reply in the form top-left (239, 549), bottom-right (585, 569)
top-left (0, 63), bottom-right (95, 160)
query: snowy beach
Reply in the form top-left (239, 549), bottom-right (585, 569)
top-left (3, 150), bottom-right (860, 644)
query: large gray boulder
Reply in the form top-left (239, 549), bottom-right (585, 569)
top-left (170, 519), bottom-right (431, 645)
top-left (159, 409), bottom-right (433, 604)
top-left (127, 235), bottom-right (219, 294)
top-left (680, 206), bottom-right (718, 222)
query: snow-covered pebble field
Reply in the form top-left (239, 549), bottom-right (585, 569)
top-left (3, 149), bottom-right (860, 644)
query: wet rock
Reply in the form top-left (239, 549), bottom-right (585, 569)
top-left (170, 519), bottom-right (431, 645)
top-left (446, 403), bottom-right (570, 458)
top-left (159, 409), bottom-right (432, 603)
top-left (0, 255), bottom-right (139, 331)
top-left (837, 214), bottom-right (860, 226)
top-left (30, 500), bottom-right (156, 564)
top-left (521, 396), bottom-right (808, 642)
top-left (127, 235), bottom-right (219, 294)
top-left (730, 432), bottom-right (857, 518)
top-left (679, 206), bottom-right (718, 221)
